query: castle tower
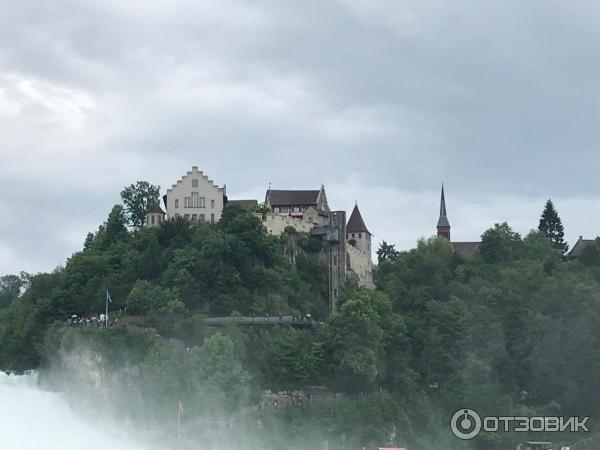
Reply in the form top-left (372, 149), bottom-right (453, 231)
top-left (437, 184), bottom-right (451, 240)
top-left (346, 203), bottom-right (372, 254)
top-left (346, 203), bottom-right (374, 289)
top-left (145, 204), bottom-right (166, 228)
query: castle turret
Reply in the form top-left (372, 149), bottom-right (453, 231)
top-left (346, 203), bottom-right (371, 255)
top-left (437, 184), bottom-right (451, 240)
top-left (146, 204), bottom-right (166, 228)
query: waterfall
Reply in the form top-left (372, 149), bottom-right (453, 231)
top-left (0, 371), bottom-right (148, 450)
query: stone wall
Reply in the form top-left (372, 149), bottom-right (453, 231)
top-left (255, 213), bottom-right (319, 236)
top-left (347, 244), bottom-right (374, 288)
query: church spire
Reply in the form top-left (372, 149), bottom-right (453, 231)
top-left (437, 184), bottom-right (451, 240)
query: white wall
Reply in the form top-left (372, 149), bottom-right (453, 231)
top-left (165, 166), bottom-right (224, 223)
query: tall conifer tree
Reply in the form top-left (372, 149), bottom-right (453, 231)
top-left (538, 199), bottom-right (568, 254)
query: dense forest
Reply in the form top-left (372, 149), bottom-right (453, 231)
top-left (1, 190), bottom-right (600, 449)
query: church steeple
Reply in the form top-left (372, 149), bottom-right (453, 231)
top-left (437, 184), bottom-right (451, 240)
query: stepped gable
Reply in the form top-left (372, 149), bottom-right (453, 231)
top-left (166, 166), bottom-right (224, 194)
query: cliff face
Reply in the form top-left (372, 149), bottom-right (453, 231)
top-left (60, 348), bottom-right (104, 388)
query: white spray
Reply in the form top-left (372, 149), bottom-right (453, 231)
top-left (0, 371), bottom-right (149, 450)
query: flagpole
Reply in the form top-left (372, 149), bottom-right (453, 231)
top-left (105, 290), bottom-right (109, 327)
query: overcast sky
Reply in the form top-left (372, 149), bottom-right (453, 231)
top-left (1, 0), bottom-right (600, 275)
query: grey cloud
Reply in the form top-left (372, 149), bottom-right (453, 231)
top-left (1, 0), bottom-right (600, 273)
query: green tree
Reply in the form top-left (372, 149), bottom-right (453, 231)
top-left (377, 237), bottom-right (456, 312)
top-left (106, 205), bottom-right (128, 234)
top-left (126, 281), bottom-right (177, 314)
top-left (321, 290), bottom-right (402, 394)
top-left (83, 232), bottom-right (95, 251)
top-left (255, 329), bottom-right (323, 390)
top-left (0, 273), bottom-right (26, 309)
top-left (479, 222), bottom-right (522, 264)
top-left (250, 201), bottom-right (271, 215)
top-left (538, 199), bottom-right (568, 254)
top-left (99, 205), bottom-right (129, 248)
top-left (120, 181), bottom-right (161, 229)
top-left (377, 240), bottom-right (400, 265)
top-left (188, 332), bottom-right (254, 412)
top-left (139, 340), bottom-right (189, 414)
top-left (0, 295), bottom-right (52, 369)
top-left (414, 297), bottom-right (468, 406)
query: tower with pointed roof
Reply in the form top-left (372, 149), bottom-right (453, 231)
top-left (345, 203), bottom-right (374, 288)
top-left (437, 184), bottom-right (451, 240)
top-left (346, 203), bottom-right (372, 254)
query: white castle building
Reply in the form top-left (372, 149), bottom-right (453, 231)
top-left (146, 167), bottom-right (375, 307)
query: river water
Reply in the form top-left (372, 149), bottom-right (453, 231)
top-left (0, 371), bottom-right (148, 450)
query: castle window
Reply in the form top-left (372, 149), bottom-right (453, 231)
top-left (185, 193), bottom-right (205, 208)
top-left (211, 199), bottom-right (215, 208)
top-left (184, 214), bottom-right (190, 221)
top-left (334, 288), bottom-right (338, 298)
top-left (199, 214), bottom-right (205, 223)
top-left (151, 215), bottom-right (155, 225)
top-left (352, 233), bottom-right (355, 238)
top-left (175, 199), bottom-right (179, 208)
top-left (333, 255), bottom-right (337, 265)
top-left (192, 179), bottom-right (198, 187)
top-left (359, 233), bottom-right (362, 239)
top-left (175, 213), bottom-right (180, 219)
top-left (211, 213), bottom-right (215, 223)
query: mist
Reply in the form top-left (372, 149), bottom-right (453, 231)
top-left (3, 337), bottom-right (327, 450)
top-left (0, 371), bottom-right (149, 450)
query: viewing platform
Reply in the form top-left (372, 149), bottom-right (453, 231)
top-left (205, 315), bottom-right (314, 328)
